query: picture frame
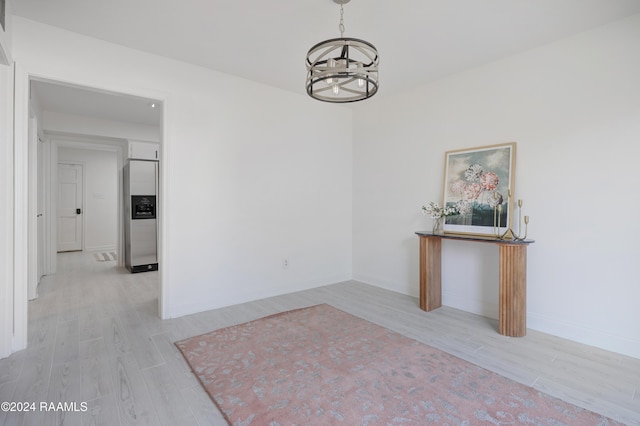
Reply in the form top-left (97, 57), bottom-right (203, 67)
top-left (0, 0), bottom-right (11, 66)
top-left (442, 142), bottom-right (516, 237)
top-left (0, 0), bottom-right (5, 32)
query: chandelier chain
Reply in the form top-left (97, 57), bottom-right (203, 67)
top-left (339, 4), bottom-right (345, 37)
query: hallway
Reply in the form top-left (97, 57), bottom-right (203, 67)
top-left (0, 251), bottom-right (224, 425)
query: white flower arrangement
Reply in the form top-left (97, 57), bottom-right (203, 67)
top-left (421, 201), bottom-right (459, 219)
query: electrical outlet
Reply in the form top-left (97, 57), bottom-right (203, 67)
top-left (282, 258), bottom-right (289, 269)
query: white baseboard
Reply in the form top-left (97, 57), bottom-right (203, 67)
top-left (352, 274), bottom-right (640, 360)
top-left (352, 273), bottom-right (500, 319)
top-left (527, 312), bottom-right (640, 360)
top-left (352, 273), bottom-right (418, 298)
top-left (441, 290), bottom-right (498, 320)
top-left (441, 295), bottom-right (640, 360)
top-left (166, 273), bottom-right (353, 319)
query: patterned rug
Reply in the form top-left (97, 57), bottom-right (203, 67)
top-left (175, 304), bottom-right (620, 425)
top-left (94, 252), bottom-right (117, 262)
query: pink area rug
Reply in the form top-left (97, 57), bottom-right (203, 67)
top-left (175, 304), bottom-right (620, 425)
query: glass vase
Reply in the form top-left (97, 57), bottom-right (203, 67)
top-left (432, 217), bottom-right (444, 235)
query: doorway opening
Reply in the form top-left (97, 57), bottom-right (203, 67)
top-left (19, 76), bottom-right (166, 352)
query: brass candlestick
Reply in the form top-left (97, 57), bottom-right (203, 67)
top-left (493, 191), bottom-right (508, 239)
top-left (494, 203), bottom-right (503, 238)
top-left (496, 189), bottom-right (514, 240)
top-left (513, 198), bottom-right (529, 241)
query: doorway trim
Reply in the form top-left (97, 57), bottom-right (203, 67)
top-left (11, 70), bottom-right (169, 354)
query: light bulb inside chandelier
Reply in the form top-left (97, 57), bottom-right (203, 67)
top-left (306, 0), bottom-right (379, 103)
top-left (326, 58), bottom-right (336, 85)
top-left (357, 63), bottom-right (365, 88)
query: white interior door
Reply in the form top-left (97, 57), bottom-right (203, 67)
top-left (57, 163), bottom-right (83, 252)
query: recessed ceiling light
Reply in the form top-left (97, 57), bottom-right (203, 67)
top-left (149, 102), bottom-right (156, 108)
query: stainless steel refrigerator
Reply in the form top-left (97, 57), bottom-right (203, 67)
top-left (123, 160), bottom-right (159, 273)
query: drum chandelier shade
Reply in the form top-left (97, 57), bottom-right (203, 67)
top-left (306, 0), bottom-right (379, 103)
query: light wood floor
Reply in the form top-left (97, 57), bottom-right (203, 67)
top-left (1, 251), bottom-right (638, 425)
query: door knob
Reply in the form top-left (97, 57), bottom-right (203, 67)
top-left (76, 208), bottom-right (82, 214)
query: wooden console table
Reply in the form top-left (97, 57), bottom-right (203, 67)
top-left (415, 231), bottom-right (534, 337)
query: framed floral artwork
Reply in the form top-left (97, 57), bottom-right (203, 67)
top-left (442, 142), bottom-right (516, 237)
top-left (0, 0), bottom-right (9, 66)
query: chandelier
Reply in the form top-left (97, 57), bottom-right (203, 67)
top-left (305, 0), bottom-right (379, 103)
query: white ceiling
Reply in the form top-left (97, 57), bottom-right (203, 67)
top-left (15, 0), bottom-right (640, 123)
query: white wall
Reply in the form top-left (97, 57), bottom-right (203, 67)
top-left (12, 18), bottom-right (353, 320)
top-left (353, 14), bottom-right (640, 358)
top-left (57, 146), bottom-right (118, 251)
